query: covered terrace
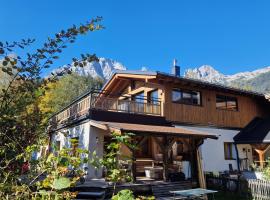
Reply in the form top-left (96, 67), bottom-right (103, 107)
top-left (90, 120), bottom-right (218, 188)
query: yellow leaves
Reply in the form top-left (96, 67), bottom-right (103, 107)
top-left (38, 81), bottom-right (58, 115)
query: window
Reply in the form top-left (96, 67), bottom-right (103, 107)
top-left (132, 92), bottom-right (145, 103)
top-left (224, 142), bottom-right (236, 160)
top-left (172, 89), bottom-right (201, 105)
top-left (148, 90), bottom-right (159, 105)
top-left (71, 137), bottom-right (79, 155)
top-left (216, 95), bottom-right (238, 111)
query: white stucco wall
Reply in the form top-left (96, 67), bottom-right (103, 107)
top-left (51, 122), bottom-right (90, 152)
top-left (50, 122), bottom-right (106, 179)
top-left (88, 126), bottom-right (105, 179)
top-left (174, 125), bottom-right (240, 173)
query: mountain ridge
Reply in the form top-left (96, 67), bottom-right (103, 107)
top-left (184, 65), bottom-right (270, 93)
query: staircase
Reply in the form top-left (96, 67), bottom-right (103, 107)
top-left (73, 180), bottom-right (108, 200)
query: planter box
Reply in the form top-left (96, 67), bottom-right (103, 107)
top-left (144, 167), bottom-right (163, 179)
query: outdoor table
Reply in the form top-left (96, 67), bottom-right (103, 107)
top-left (170, 188), bottom-right (218, 200)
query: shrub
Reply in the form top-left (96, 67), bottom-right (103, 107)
top-left (112, 189), bottom-right (135, 200)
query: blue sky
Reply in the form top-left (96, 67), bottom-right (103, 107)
top-left (1, 0), bottom-right (270, 75)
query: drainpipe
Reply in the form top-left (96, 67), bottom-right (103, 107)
top-left (234, 142), bottom-right (241, 172)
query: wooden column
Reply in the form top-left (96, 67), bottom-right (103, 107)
top-left (189, 138), bottom-right (195, 181)
top-left (253, 144), bottom-right (270, 169)
top-left (162, 136), bottom-right (169, 181)
top-left (152, 136), bottom-right (176, 182)
top-left (195, 139), bottom-right (206, 189)
top-left (131, 148), bottom-right (137, 182)
top-left (254, 149), bottom-right (265, 169)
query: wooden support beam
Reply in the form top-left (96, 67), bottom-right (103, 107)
top-left (253, 144), bottom-right (270, 169)
top-left (195, 139), bottom-right (206, 190)
top-left (131, 148), bottom-right (136, 182)
top-left (254, 149), bottom-right (264, 169)
top-left (162, 136), bottom-right (169, 181)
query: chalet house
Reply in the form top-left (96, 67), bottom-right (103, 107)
top-left (48, 65), bottom-right (270, 186)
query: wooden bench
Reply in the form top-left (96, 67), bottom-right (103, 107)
top-left (152, 181), bottom-right (192, 200)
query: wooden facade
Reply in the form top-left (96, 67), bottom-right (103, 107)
top-left (106, 72), bottom-right (269, 129)
top-left (49, 71), bottom-right (270, 130)
top-left (162, 83), bottom-right (266, 128)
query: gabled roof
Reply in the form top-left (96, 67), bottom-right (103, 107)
top-left (102, 70), bottom-right (266, 98)
top-left (234, 117), bottom-right (270, 144)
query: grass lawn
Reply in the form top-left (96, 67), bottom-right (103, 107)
top-left (214, 191), bottom-right (247, 200)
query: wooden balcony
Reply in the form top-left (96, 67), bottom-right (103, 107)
top-left (48, 91), bottom-right (162, 128)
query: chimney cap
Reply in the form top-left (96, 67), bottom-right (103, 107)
top-left (171, 59), bottom-right (180, 77)
top-left (173, 59), bottom-right (177, 67)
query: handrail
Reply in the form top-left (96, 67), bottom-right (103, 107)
top-left (49, 90), bottom-right (162, 127)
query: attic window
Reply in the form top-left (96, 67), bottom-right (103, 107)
top-left (216, 95), bottom-right (238, 111)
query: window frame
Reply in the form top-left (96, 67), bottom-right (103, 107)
top-left (216, 94), bottom-right (238, 111)
top-left (172, 88), bottom-right (202, 106)
top-left (224, 142), bottom-right (236, 160)
top-left (147, 89), bottom-right (159, 105)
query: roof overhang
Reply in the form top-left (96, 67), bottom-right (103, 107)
top-left (234, 117), bottom-right (270, 144)
top-left (90, 120), bottom-right (218, 139)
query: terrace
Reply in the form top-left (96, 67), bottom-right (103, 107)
top-left (48, 90), bottom-right (162, 129)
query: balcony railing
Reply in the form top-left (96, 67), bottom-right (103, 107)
top-left (49, 90), bottom-right (162, 127)
top-left (91, 95), bottom-right (161, 116)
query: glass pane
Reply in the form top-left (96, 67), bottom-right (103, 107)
top-left (216, 95), bottom-right (227, 109)
top-left (182, 92), bottom-right (192, 104)
top-left (191, 91), bottom-right (201, 105)
top-left (172, 90), bottom-right (182, 102)
top-left (149, 90), bottom-right (159, 104)
top-left (227, 97), bottom-right (238, 111)
top-left (133, 92), bottom-right (144, 103)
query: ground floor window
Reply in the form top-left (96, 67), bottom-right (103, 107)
top-left (224, 142), bottom-right (236, 160)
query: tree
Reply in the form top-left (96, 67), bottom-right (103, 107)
top-left (39, 73), bottom-right (103, 119)
top-left (0, 17), bottom-right (103, 192)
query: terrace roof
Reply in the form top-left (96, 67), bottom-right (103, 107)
top-left (90, 120), bottom-right (218, 139)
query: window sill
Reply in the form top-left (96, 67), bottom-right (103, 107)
top-left (172, 102), bottom-right (202, 107)
top-left (216, 108), bottom-right (239, 112)
top-left (224, 158), bottom-right (236, 161)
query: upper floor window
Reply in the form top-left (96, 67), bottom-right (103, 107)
top-left (148, 90), bottom-right (159, 105)
top-left (172, 88), bottom-right (201, 106)
top-left (216, 95), bottom-right (238, 111)
top-left (132, 92), bottom-right (145, 103)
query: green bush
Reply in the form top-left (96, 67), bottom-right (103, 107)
top-left (112, 189), bottom-right (135, 200)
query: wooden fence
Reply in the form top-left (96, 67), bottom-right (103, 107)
top-left (206, 174), bottom-right (270, 199)
top-left (248, 179), bottom-right (270, 200)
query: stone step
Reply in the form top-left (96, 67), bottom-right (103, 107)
top-left (76, 191), bottom-right (105, 199)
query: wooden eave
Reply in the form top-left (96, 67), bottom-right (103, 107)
top-left (90, 120), bottom-right (218, 139)
top-left (102, 73), bottom-right (157, 95)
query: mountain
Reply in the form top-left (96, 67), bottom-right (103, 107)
top-left (184, 65), bottom-right (270, 93)
top-left (54, 57), bottom-right (126, 80)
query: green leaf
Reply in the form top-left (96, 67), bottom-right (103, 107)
top-left (2, 60), bottom-right (8, 66)
top-left (52, 177), bottom-right (71, 190)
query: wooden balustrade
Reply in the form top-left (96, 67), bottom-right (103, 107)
top-left (91, 96), bottom-right (161, 116)
top-left (49, 93), bottom-right (161, 127)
